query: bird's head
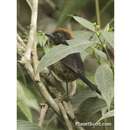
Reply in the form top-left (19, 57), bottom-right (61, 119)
top-left (45, 28), bottom-right (73, 46)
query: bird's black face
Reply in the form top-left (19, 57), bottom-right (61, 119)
top-left (45, 31), bottom-right (71, 46)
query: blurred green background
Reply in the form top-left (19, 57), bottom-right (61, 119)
top-left (17, 0), bottom-right (114, 33)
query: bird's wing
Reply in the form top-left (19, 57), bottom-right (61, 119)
top-left (61, 53), bottom-right (101, 95)
top-left (61, 53), bottom-right (84, 74)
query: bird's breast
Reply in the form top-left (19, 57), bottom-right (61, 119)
top-left (49, 61), bottom-right (78, 82)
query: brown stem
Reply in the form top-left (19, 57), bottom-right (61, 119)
top-left (38, 104), bottom-right (48, 127)
top-left (69, 81), bottom-right (77, 97)
top-left (58, 102), bottom-right (73, 130)
top-left (63, 101), bottom-right (75, 120)
top-left (17, 34), bottom-right (26, 49)
top-left (22, 0), bottom-right (38, 62)
top-left (95, 0), bottom-right (101, 27)
top-left (38, 82), bottom-right (60, 114)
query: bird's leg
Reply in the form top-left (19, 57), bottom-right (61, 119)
top-left (65, 81), bottom-right (77, 100)
top-left (69, 81), bottom-right (77, 96)
top-left (66, 82), bottom-right (69, 97)
top-left (62, 82), bottom-right (70, 101)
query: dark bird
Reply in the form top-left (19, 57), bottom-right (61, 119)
top-left (45, 28), bottom-right (101, 95)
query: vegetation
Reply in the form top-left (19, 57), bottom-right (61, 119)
top-left (17, 0), bottom-right (114, 130)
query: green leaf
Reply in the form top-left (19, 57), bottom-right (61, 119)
top-left (94, 48), bottom-right (107, 61)
top-left (17, 120), bottom-right (41, 130)
top-left (73, 31), bottom-right (99, 44)
top-left (18, 102), bottom-right (32, 122)
top-left (73, 31), bottom-right (94, 40)
top-left (101, 31), bottom-right (114, 47)
top-left (71, 88), bottom-right (97, 111)
top-left (37, 32), bottom-right (48, 47)
top-left (72, 16), bottom-right (96, 32)
top-left (37, 40), bottom-right (96, 73)
top-left (80, 51), bottom-right (89, 61)
top-left (17, 81), bottom-right (39, 111)
top-left (97, 110), bottom-right (114, 123)
top-left (76, 97), bottom-right (106, 122)
top-left (95, 64), bottom-right (114, 109)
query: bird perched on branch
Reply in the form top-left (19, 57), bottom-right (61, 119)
top-left (45, 28), bottom-right (101, 95)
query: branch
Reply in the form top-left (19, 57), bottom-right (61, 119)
top-left (17, 34), bottom-right (26, 49)
top-left (17, 34), bottom-right (26, 59)
top-left (63, 101), bottom-right (75, 120)
top-left (18, 38), bottom-right (60, 116)
top-left (95, 0), bottom-right (101, 27)
top-left (38, 81), bottom-right (60, 114)
top-left (17, 34), bottom-right (35, 80)
top-left (69, 81), bottom-right (77, 97)
top-left (38, 104), bottom-right (48, 127)
top-left (58, 102), bottom-right (74, 130)
top-left (22, 0), bottom-right (38, 62)
top-left (17, 2), bottom-right (60, 116)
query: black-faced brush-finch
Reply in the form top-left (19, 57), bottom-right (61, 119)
top-left (45, 28), bottom-right (101, 95)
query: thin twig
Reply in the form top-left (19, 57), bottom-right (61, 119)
top-left (17, 34), bottom-right (35, 80)
top-left (92, 0), bottom-right (113, 23)
top-left (63, 101), bottom-right (85, 130)
top-left (22, 0), bottom-right (38, 62)
top-left (69, 81), bottom-right (77, 97)
top-left (58, 102), bottom-right (73, 130)
top-left (100, 0), bottom-right (113, 16)
top-left (38, 81), bottom-right (60, 115)
top-left (17, 34), bottom-right (26, 49)
top-left (17, 35), bottom-right (25, 57)
top-left (24, 62), bottom-right (35, 80)
top-left (38, 104), bottom-right (48, 127)
top-left (95, 0), bottom-right (101, 27)
top-left (63, 101), bottom-right (75, 120)
top-left (20, 0), bottom-right (39, 81)
top-left (97, 34), bottom-right (114, 72)
top-left (29, 0), bottom-right (40, 80)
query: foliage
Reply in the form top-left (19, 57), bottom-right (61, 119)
top-left (17, 0), bottom-right (114, 130)
top-left (17, 120), bottom-right (41, 130)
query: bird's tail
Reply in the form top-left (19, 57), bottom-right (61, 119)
top-left (78, 73), bottom-right (101, 95)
